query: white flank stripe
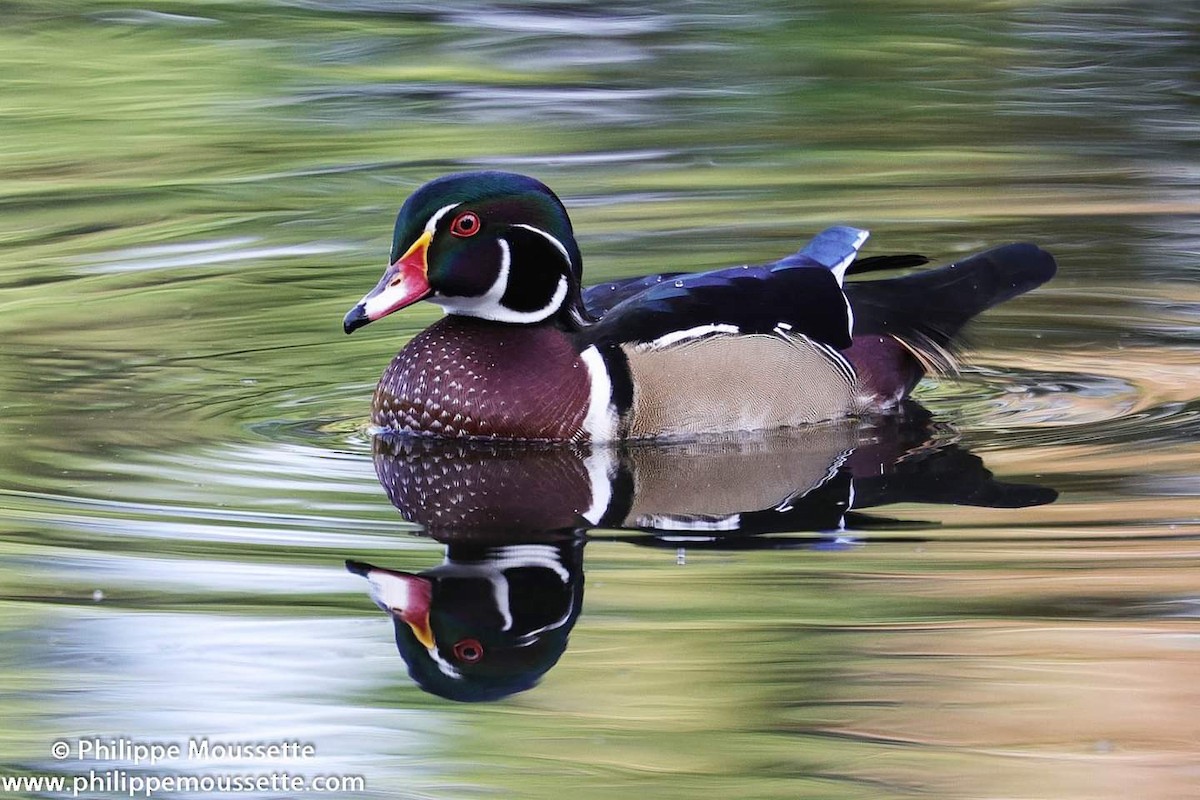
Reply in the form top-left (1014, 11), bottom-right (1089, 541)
top-left (642, 323), bottom-right (740, 350)
top-left (579, 345), bottom-right (618, 444)
top-left (810, 338), bottom-right (857, 385)
top-left (636, 513), bottom-right (741, 532)
top-left (820, 447), bottom-right (854, 490)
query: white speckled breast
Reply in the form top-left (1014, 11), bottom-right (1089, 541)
top-left (372, 315), bottom-right (591, 441)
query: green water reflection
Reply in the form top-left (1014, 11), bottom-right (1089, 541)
top-left (1, 2), bottom-right (1197, 799)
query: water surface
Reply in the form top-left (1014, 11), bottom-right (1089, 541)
top-left (1, 2), bottom-right (1198, 799)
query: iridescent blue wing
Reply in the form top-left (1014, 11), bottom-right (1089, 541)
top-left (582, 272), bottom-right (688, 318)
top-left (582, 226), bottom-right (869, 349)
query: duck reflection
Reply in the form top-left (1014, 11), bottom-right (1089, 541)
top-left (348, 406), bottom-right (1055, 701)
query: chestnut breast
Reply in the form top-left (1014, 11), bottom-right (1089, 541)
top-left (372, 315), bottom-right (590, 440)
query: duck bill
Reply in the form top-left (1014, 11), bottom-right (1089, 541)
top-left (343, 231), bottom-right (433, 334)
top-left (347, 561), bottom-right (436, 650)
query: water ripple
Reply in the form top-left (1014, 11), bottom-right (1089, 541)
top-left (924, 355), bottom-right (1200, 450)
top-left (74, 238), bottom-right (353, 274)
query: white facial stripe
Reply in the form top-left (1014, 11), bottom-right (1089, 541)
top-left (425, 202), bottom-right (461, 235)
top-left (512, 223), bottom-right (573, 267)
top-left (490, 572), bottom-right (514, 632)
top-left (516, 601), bottom-right (575, 644)
top-left (431, 237), bottom-right (569, 323)
top-left (434, 238), bottom-right (509, 315)
top-left (430, 545), bottom-right (570, 583)
top-left (491, 544), bottom-right (571, 581)
top-left (579, 346), bottom-right (617, 445)
top-left (634, 513), bottom-right (741, 532)
top-left (428, 648), bottom-right (463, 679)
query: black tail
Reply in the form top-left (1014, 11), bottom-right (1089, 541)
top-left (845, 243), bottom-right (1057, 348)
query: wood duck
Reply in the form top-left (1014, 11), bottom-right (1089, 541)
top-left (370, 415), bottom-right (1056, 543)
top-left (348, 423), bottom-right (1056, 701)
top-left (343, 171), bottom-right (1056, 441)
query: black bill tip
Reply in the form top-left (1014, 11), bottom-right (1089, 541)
top-left (343, 303), bottom-right (370, 335)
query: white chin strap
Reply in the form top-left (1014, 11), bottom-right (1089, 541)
top-left (432, 234), bottom-right (571, 324)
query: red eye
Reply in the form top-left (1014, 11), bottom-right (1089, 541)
top-left (450, 211), bottom-right (480, 238)
top-left (452, 638), bottom-right (484, 663)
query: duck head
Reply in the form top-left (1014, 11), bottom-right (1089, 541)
top-left (344, 171), bottom-right (587, 332)
top-left (347, 541), bottom-right (584, 702)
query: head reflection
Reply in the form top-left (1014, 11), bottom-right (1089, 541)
top-left (348, 408), bottom-right (1055, 701)
top-left (347, 538), bottom-right (583, 703)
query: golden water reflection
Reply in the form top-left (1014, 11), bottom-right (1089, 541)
top-left (0, 2), bottom-right (1197, 798)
